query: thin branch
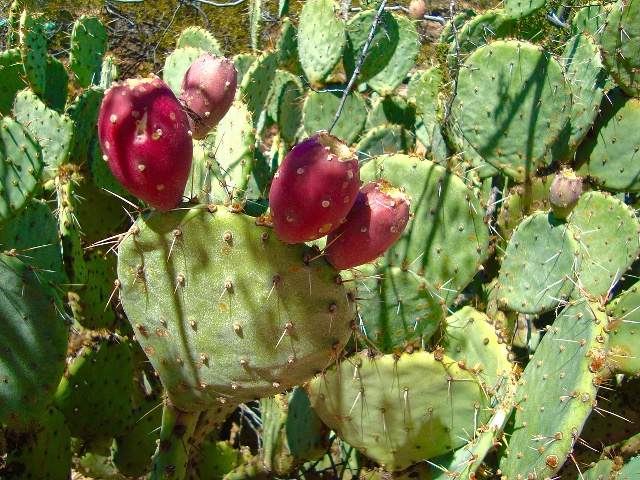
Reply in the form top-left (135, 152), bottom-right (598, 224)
top-left (327, 0), bottom-right (389, 134)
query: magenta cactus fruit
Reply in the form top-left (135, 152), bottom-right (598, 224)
top-left (180, 53), bottom-right (238, 139)
top-left (549, 168), bottom-right (584, 220)
top-left (324, 179), bottom-right (411, 271)
top-left (98, 74), bottom-right (193, 212)
top-left (269, 132), bottom-right (361, 244)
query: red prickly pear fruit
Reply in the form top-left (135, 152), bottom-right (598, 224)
top-left (409, 0), bottom-right (427, 19)
top-left (324, 179), bottom-right (411, 271)
top-left (180, 53), bottom-right (238, 140)
top-left (269, 132), bottom-right (360, 244)
top-left (549, 168), bottom-right (583, 220)
top-left (98, 74), bottom-right (193, 212)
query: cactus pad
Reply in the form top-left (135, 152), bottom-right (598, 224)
top-left (600, 0), bottom-right (640, 96)
top-left (576, 88), bottom-right (640, 192)
top-left (568, 191), bottom-right (640, 301)
top-left (0, 254), bottom-right (68, 429)
top-left (0, 116), bottom-right (43, 226)
top-left (117, 208), bottom-right (355, 411)
top-left (497, 211), bottom-right (581, 314)
top-left (69, 15), bottom-right (108, 88)
top-left (452, 40), bottom-right (572, 182)
top-left (297, 0), bottom-right (346, 88)
top-left (307, 349), bottom-right (491, 471)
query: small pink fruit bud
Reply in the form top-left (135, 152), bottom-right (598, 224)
top-left (180, 53), bottom-right (238, 139)
top-left (324, 179), bottom-right (411, 270)
top-left (549, 168), bottom-right (583, 220)
top-left (269, 132), bottom-right (360, 244)
top-left (98, 74), bottom-right (193, 212)
top-left (409, 0), bottom-right (427, 19)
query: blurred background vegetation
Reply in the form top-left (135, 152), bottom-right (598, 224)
top-left (0, 0), bottom-right (496, 79)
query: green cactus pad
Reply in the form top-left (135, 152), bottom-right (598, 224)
top-left (576, 88), bottom-right (640, 192)
top-left (438, 9), bottom-right (476, 46)
top-left (72, 174), bottom-right (130, 246)
top-left (600, 0), bottom-right (640, 96)
top-left (57, 175), bottom-right (88, 287)
top-left (0, 254), bottom-right (68, 429)
top-left (68, 249), bottom-right (118, 331)
top-left (499, 298), bottom-right (607, 478)
top-left (355, 124), bottom-right (414, 160)
top-left (249, 0), bottom-right (262, 50)
top-left (302, 90), bottom-right (367, 145)
top-left (112, 392), bottom-right (164, 477)
top-left (343, 11), bottom-right (420, 95)
top-left (261, 394), bottom-right (297, 476)
top-left (19, 10), bottom-right (47, 97)
top-left (193, 440), bottom-right (241, 479)
top-left (0, 199), bottom-right (66, 286)
top-left (74, 437), bottom-right (122, 479)
top-left (163, 46), bottom-right (205, 97)
top-left (297, 0), bottom-right (346, 88)
top-left (359, 14), bottom-right (418, 95)
top-left (567, 191), bottom-right (640, 302)
top-left (187, 101), bottom-right (255, 207)
top-left (276, 76), bottom-right (304, 145)
top-left (452, 40), bottom-right (572, 182)
top-left (236, 50), bottom-right (277, 127)
top-left (286, 386), bottom-right (329, 462)
top-left (440, 306), bottom-right (511, 390)
top-left (449, 9), bottom-right (517, 67)
top-left (66, 87), bottom-right (103, 166)
top-left (407, 67), bottom-right (443, 151)
top-left (609, 281), bottom-right (640, 376)
top-left (149, 402), bottom-right (200, 480)
top-left (552, 34), bottom-right (606, 163)
top-left (342, 10), bottom-right (400, 83)
top-left (351, 154), bottom-right (489, 351)
top-left (0, 48), bottom-right (27, 115)
top-left (277, 17), bottom-right (302, 74)
top-left (177, 26), bottom-right (222, 55)
top-left (570, 3), bottom-right (611, 37)
top-left (100, 54), bottom-right (119, 89)
top-left (2, 406), bottom-right (71, 477)
top-left (497, 211), bottom-right (581, 314)
top-left (43, 54), bottom-right (69, 112)
top-left (0, 115), bottom-right (43, 227)
top-left (54, 334), bottom-right (134, 439)
top-left (87, 132), bottom-right (132, 201)
top-left (306, 350), bottom-right (491, 471)
top-left (448, 121), bottom-right (499, 179)
top-left (117, 207), bottom-right (355, 411)
top-left (266, 70), bottom-right (299, 123)
top-left (69, 15), bottom-right (108, 88)
top-left (495, 175), bottom-right (554, 248)
top-left (503, 0), bottom-right (546, 20)
top-left (14, 88), bottom-right (74, 180)
top-left (366, 95), bottom-right (416, 130)
top-left (232, 52), bottom-right (257, 86)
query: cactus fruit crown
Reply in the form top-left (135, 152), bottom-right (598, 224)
top-left (314, 131), bottom-right (355, 161)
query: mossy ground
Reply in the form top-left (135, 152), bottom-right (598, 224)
top-left (1, 0), bottom-right (499, 78)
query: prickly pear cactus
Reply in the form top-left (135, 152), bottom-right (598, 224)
top-left (307, 349), bottom-right (492, 471)
top-left (0, 254), bottom-right (69, 430)
top-left (117, 207), bottom-right (355, 411)
top-left (451, 40), bottom-right (572, 182)
top-left (500, 298), bottom-right (608, 478)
